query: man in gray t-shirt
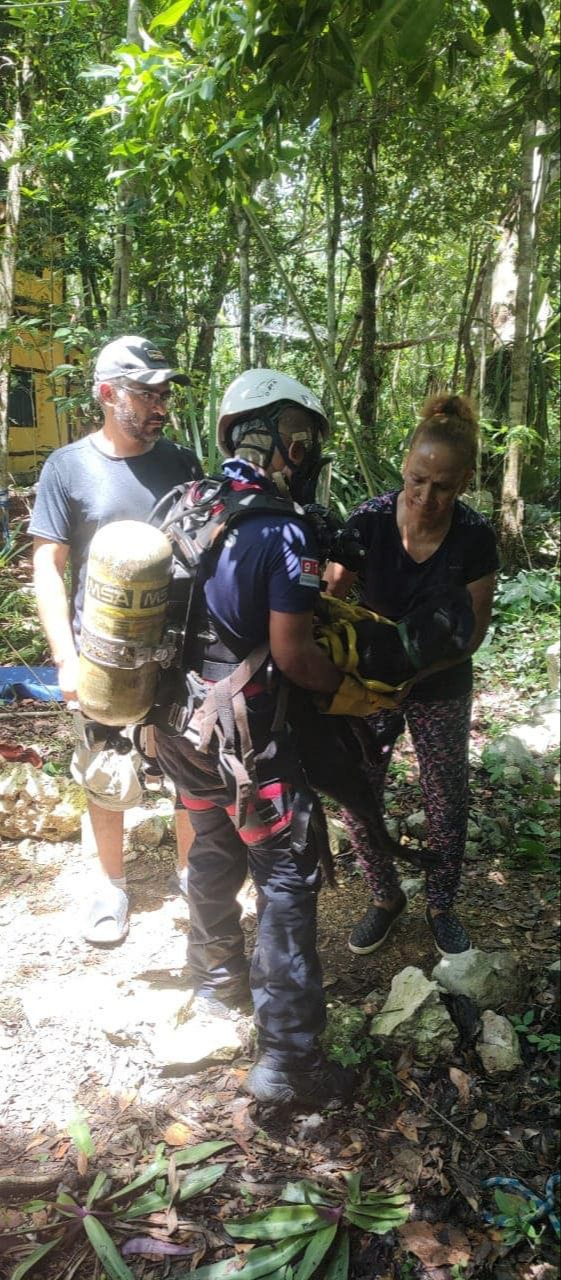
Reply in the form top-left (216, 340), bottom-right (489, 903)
top-left (30, 336), bottom-right (202, 945)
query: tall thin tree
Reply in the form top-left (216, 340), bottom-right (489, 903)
top-left (108, 0), bottom-right (141, 323)
top-left (0, 46), bottom-right (32, 540)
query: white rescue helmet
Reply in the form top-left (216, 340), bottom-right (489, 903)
top-left (217, 368), bottom-right (329, 456)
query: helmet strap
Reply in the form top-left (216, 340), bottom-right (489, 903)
top-left (228, 401), bottom-right (322, 500)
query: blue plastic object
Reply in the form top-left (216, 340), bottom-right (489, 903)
top-left (0, 666), bottom-right (63, 703)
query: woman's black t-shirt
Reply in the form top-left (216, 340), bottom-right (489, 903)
top-left (346, 490), bottom-right (500, 702)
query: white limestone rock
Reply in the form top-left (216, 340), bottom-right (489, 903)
top-left (0, 764), bottom-right (86, 841)
top-left (477, 1010), bottom-right (522, 1075)
top-left (370, 967), bottom-right (458, 1062)
top-left (433, 949), bottom-right (524, 1011)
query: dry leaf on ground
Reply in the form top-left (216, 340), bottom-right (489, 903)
top-left (399, 1220), bottom-right (471, 1269)
top-left (163, 1123), bottom-right (192, 1147)
top-left (449, 1066), bottom-right (471, 1107)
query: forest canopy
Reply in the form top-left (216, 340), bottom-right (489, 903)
top-left (1, 0), bottom-right (559, 557)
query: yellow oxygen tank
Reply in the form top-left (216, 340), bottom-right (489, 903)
top-left (78, 520), bottom-right (173, 726)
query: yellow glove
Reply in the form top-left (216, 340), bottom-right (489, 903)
top-left (317, 674), bottom-right (400, 717)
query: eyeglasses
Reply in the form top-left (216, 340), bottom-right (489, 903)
top-left (119, 383), bottom-right (174, 407)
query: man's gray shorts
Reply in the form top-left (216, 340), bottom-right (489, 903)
top-left (70, 712), bottom-right (142, 812)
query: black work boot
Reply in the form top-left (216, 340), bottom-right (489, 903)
top-left (243, 1052), bottom-right (355, 1109)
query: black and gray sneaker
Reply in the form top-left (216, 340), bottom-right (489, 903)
top-left (348, 890), bottom-right (408, 955)
top-left (244, 1052), bottom-right (355, 1110)
top-left (425, 908), bottom-right (471, 956)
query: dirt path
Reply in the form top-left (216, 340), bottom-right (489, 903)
top-left (0, 695), bottom-right (559, 1279)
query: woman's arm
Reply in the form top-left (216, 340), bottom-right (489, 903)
top-left (323, 561), bottom-right (358, 599)
top-left (408, 572), bottom-right (496, 687)
top-left (465, 572), bottom-right (496, 655)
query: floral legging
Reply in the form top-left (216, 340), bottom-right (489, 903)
top-left (343, 692), bottom-right (473, 911)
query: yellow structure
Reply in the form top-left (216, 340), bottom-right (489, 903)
top-left (8, 267), bottom-right (71, 479)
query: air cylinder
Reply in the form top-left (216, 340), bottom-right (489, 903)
top-left (78, 520), bottom-right (172, 726)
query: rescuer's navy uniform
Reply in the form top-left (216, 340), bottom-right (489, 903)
top-left (155, 457), bottom-right (328, 1068)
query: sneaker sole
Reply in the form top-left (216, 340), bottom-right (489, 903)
top-left (348, 899), bottom-right (408, 956)
top-left (424, 911), bottom-right (472, 957)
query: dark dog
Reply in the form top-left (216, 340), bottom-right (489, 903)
top-left (353, 585), bottom-right (475, 686)
top-left (293, 586), bottom-right (475, 874)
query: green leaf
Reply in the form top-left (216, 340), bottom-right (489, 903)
top-left (345, 1207), bottom-right (409, 1232)
top-left (529, 1), bottom-right (545, 36)
top-left (68, 1114), bottom-right (95, 1158)
top-left (178, 1163), bottom-right (227, 1202)
top-left (293, 1224), bottom-right (338, 1279)
top-left (226, 1205), bottom-right (325, 1241)
top-left (11, 1239), bottom-right (61, 1280)
top-left (83, 1214), bottom-right (136, 1280)
top-left (344, 1173), bottom-right (362, 1204)
top-left (483, 0), bottom-right (517, 33)
top-left (213, 129), bottom-right (258, 158)
top-left (109, 1141), bottom-right (232, 1201)
top-left (281, 1182), bottom-right (330, 1206)
top-left (457, 30), bottom-right (484, 55)
top-left (150, 0), bottom-right (195, 32)
top-left (323, 1229), bottom-right (350, 1280)
top-left (494, 1189), bottom-right (533, 1218)
top-left (190, 1238), bottom-right (306, 1278)
top-left (359, 0), bottom-right (412, 62)
top-left (80, 64), bottom-right (121, 79)
top-left (397, 0), bottom-right (445, 60)
top-left (86, 1171), bottom-right (110, 1208)
top-left (122, 1190), bottom-right (169, 1219)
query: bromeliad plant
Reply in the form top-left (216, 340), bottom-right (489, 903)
top-left (187, 1175), bottom-right (410, 1280)
top-left (8, 1140), bottom-right (233, 1280)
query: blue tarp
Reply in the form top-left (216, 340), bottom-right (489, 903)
top-left (0, 666), bottom-right (63, 703)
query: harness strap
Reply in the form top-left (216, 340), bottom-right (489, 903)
top-left (191, 643), bottom-right (270, 828)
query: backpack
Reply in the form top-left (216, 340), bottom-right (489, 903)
top-left (148, 475), bottom-right (300, 828)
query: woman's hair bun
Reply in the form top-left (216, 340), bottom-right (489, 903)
top-left (410, 393), bottom-right (479, 470)
top-left (420, 394), bottom-right (478, 429)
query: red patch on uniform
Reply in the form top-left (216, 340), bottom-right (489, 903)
top-left (300, 558), bottom-right (319, 577)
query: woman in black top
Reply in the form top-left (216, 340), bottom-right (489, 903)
top-left (325, 395), bottom-right (499, 956)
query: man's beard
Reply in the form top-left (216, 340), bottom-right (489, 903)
top-left (115, 400), bottom-right (164, 444)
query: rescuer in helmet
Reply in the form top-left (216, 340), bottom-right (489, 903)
top-left (154, 368), bottom-right (356, 1109)
top-left (30, 337), bottom-right (202, 945)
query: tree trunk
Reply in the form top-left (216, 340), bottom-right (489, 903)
top-left (237, 209), bottom-right (252, 371)
top-left (500, 120), bottom-right (547, 564)
top-left (452, 235), bottom-right (478, 391)
top-left (189, 231), bottom-right (236, 424)
top-left (323, 118), bottom-right (343, 407)
top-left (463, 244), bottom-right (493, 398)
top-left (108, 0), bottom-right (141, 322)
top-left (357, 121), bottom-right (379, 447)
top-left (0, 50), bottom-right (32, 526)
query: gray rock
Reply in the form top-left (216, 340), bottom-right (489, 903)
top-left (476, 1010), bottom-right (522, 1075)
top-left (154, 1013), bottom-right (249, 1067)
top-left (0, 764), bottom-right (86, 841)
top-left (509, 717), bottom-right (560, 756)
top-left (406, 810), bottom-right (427, 837)
top-left (432, 949), bottom-right (524, 1011)
top-left (546, 640), bottom-right (560, 693)
top-left (124, 806), bottom-right (168, 850)
top-left (501, 765), bottom-right (522, 785)
top-left (464, 841), bottom-right (480, 861)
top-left (484, 736), bottom-right (536, 774)
top-left (401, 876), bottom-right (424, 900)
top-left (532, 692), bottom-right (561, 720)
top-left (370, 967), bottom-right (458, 1062)
top-left (386, 818), bottom-right (400, 840)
